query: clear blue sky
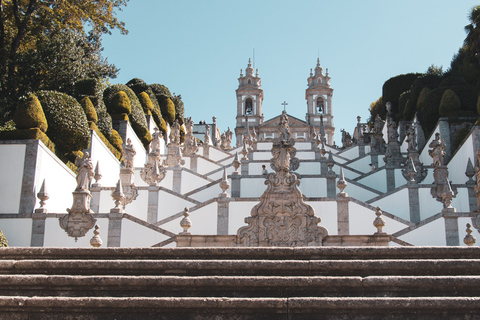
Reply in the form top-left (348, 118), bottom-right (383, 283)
top-left (102, 0), bottom-right (479, 144)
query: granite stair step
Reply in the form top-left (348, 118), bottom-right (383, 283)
top-left (0, 275), bottom-right (479, 298)
top-left (1, 259), bottom-right (479, 276)
top-left (0, 296), bottom-right (479, 320)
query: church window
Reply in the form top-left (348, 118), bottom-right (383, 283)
top-left (316, 97), bottom-right (324, 114)
top-left (247, 79), bottom-right (251, 84)
top-left (245, 98), bottom-right (253, 115)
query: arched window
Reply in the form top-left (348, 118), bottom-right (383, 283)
top-left (245, 98), bottom-right (253, 115)
top-left (316, 97), bottom-right (324, 114)
top-left (247, 79), bottom-right (251, 84)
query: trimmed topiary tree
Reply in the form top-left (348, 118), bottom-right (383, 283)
top-left (35, 90), bottom-right (90, 156)
top-left (14, 93), bottom-right (48, 133)
top-left (80, 97), bottom-right (98, 124)
top-left (157, 95), bottom-right (176, 125)
top-left (103, 84), bottom-right (152, 148)
top-left (399, 90), bottom-right (411, 120)
top-left (382, 73), bottom-right (422, 118)
top-left (171, 94), bottom-right (185, 125)
top-left (150, 83), bottom-right (172, 98)
top-left (109, 91), bottom-right (131, 116)
top-left (439, 89), bottom-right (461, 117)
top-left (416, 87), bottom-right (431, 112)
top-left (138, 92), bottom-right (153, 115)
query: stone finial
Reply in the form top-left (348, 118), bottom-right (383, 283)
top-left (357, 116), bottom-right (361, 124)
top-left (337, 167), bottom-right (348, 196)
top-left (464, 223), bottom-right (477, 246)
top-left (180, 207), bottom-right (192, 234)
top-left (241, 140), bottom-right (249, 159)
top-left (90, 225), bottom-right (102, 248)
top-left (406, 157), bottom-right (417, 183)
top-left (219, 167), bottom-right (230, 198)
top-left (466, 158), bottom-right (475, 182)
top-left (442, 178), bottom-right (455, 208)
top-left (326, 151), bottom-right (335, 173)
top-left (94, 161), bottom-right (102, 184)
top-left (37, 179), bottom-right (49, 210)
top-left (373, 207), bottom-right (386, 234)
top-left (232, 152), bottom-right (241, 173)
top-left (212, 116), bottom-right (216, 124)
top-left (111, 179), bottom-right (125, 211)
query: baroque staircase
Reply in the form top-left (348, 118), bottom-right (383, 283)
top-left (1, 247), bottom-right (480, 319)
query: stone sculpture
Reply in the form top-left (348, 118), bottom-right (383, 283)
top-left (236, 111), bottom-right (328, 246)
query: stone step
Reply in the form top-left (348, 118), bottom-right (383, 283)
top-left (1, 275), bottom-right (479, 298)
top-left (2, 246), bottom-right (480, 261)
top-left (1, 296), bottom-right (479, 319)
top-left (1, 259), bottom-right (479, 276)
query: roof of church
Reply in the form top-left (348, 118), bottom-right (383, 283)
top-left (259, 112), bottom-right (311, 128)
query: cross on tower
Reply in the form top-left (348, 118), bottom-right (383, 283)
top-left (281, 101), bottom-right (288, 112)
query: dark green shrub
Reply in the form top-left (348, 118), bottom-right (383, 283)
top-left (14, 93), bottom-right (48, 133)
top-left (399, 91), bottom-right (413, 120)
top-left (449, 85), bottom-right (479, 114)
top-left (157, 95), bottom-right (176, 125)
top-left (439, 76), bottom-right (467, 88)
top-left (110, 129), bottom-right (123, 153)
top-left (404, 74), bottom-right (443, 121)
top-left (416, 87), bottom-right (431, 112)
top-left (127, 79), bottom-right (165, 127)
top-left (138, 92), bottom-right (153, 115)
top-left (454, 127), bottom-right (470, 150)
top-left (95, 107), bottom-right (113, 138)
top-left (477, 95), bottom-right (480, 115)
top-left (382, 73), bottom-right (422, 118)
top-left (74, 78), bottom-right (102, 97)
top-left (171, 94), bottom-right (185, 125)
top-left (35, 90), bottom-right (90, 154)
top-left (126, 78), bottom-right (149, 94)
top-left (0, 230), bottom-right (8, 247)
top-left (103, 84), bottom-right (152, 148)
top-left (80, 97), bottom-right (98, 123)
top-left (108, 91), bottom-right (131, 115)
top-left (420, 87), bottom-right (446, 135)
top-left (150, 83), bottom-right (172, 98)
top-left (368, 96), bottom-right (385, 123)
top-left (439, 89), bottom-right (461, 117)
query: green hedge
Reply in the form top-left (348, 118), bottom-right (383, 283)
top-left (439, 76), bottom-right (467, 88)
top-left (127, 78), bottom-right (166, 131)
top-left (382, 73), bottom-right (422, 118)
top-left (171, 94), bottom-right (185, 125)
top-left (14, 93), bottom-right (48, 133)
top-left (439, 89), bottom-right (461, 117)
top-left (150, 83), bottom-right (172, 98)
top-left (138, 92), bottom-right (153, 115)
top-left (404, 74), bottom-right (444, 121)
top-left (80, 97), bottom-right (98, 124)
top-left (420, 87), bottom-right (445, 135)
top-left (157, 94), bottom-right (176, 125)
top-left (103, 84), bottom-right (152, 148)
top-left (35, 90), bottom-right (90, 154)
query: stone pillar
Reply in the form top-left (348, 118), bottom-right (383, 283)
top-left (30, 211), bottom-right (47, 247)
top-left (320, 158), bottom-right (328, 177)
top-left (112, 120), bottom-right (128, 145)
top-left (407, 183), bottom-right (420, 223)
top-left (370, 154), bottom-right (379, 171)
top-left (107, 211), bottom-right (123, 247)
top-left (172, 166), bottom-right (182, 194)
top-left (241, 159), bottom-right (249, 176)
top-left (358, 144), bottom-right (365, 157)
top-left (386, 166), bottom-right (396, 192)
top-left (190, 154), bottom-right (198, 173)
top-left (90, 184), bottom-right (101, 214)
top-left (231, 173), bottom-right (241, 198)
top-left (336, 196), bottom-right (350, 235)
top-left (217, 197), bottom-right (230, 235)
top-left (444, 214), bottom-right (459, 246)
top-left (147, 185), bottom-right (159, 223)
top-left (327, 176), bottom-right (336, 198)
top-left (203, 144), bottom-right (210, 158)
top-left (20, 141), bottom-right (39, 214)
top-left (438, 118), bottom-right (451, 163)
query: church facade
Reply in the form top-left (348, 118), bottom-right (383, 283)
top-left (235, 59), bottom-right (334, 146)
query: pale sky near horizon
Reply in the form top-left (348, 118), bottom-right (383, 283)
top-left (101, 1), bottom-right (479, 145)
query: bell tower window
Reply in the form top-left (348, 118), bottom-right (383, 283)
top-left (316, 97), bottom-right (324, 114)
top-left (245, 98), bottom-right (253, 115)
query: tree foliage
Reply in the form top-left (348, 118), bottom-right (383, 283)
top-left (0, 0), bottom-right (128, 124)
top-left (14, 93), bottom-right (47, 132)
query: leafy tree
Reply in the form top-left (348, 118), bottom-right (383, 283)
top-left (464, 5), bottom-right (480, 62)
top-left (0, 0), bottom-right (128, 124)
top-left (368, 96), bottom-right (385, 124)
top-left (439, 89), bottom-right (461, 117)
